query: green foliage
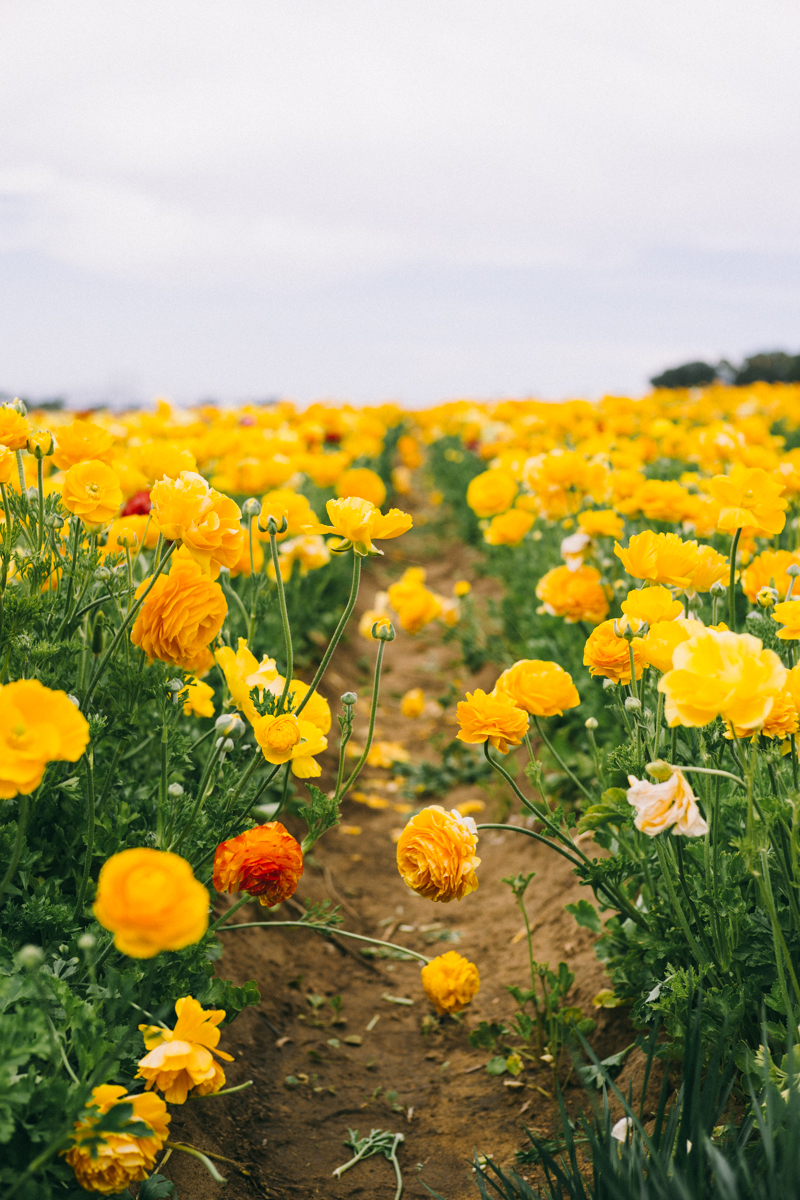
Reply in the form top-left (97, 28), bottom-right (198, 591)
top-left (393, 737), bottom-right (491, 799)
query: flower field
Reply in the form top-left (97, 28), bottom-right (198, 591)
top-left (5, 384), bottom-right (800, 1197)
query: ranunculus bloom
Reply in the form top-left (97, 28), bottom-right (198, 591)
top-left (336, 466), bottom-right (387, 508)
top-left (621, 585), bottom-right (683, 625)
top-left (252, 710), bottom-right (327, 776)
top-left (215, 637), bottom-right (278, 725)
top-left (536, 564), bottom-right (610, 625)
top-left (741, 549), bottom-right (800, 603)
top-left (213, 821), bottom-right (304, 906)
top-left (93, 848), bottom-right (209, 957)
top-left (658, 628), bottom-right (787, 730)
top-left (708, 464), bottom-right (788, 537)
top-left (421, 951), bottom-right (481, 1014)
top-left (583, 620), bottom-right (646, 683)
top-left (313, 496), bottom-right (413, 555)
top-left (495, 659), bottom-right (580, 717)
top-left (688, 543), bottom-right (728, 593)
top-left (641, 618), bottom-right (702, 673)
top-left (634, 479), bottom-right (696, 524)
top-left (131, 547), bottom-right (227, 675)
top-left (400, 687), bottom-right (426, 718)
top-left (0, 405), bottom-right (30, 450)
top-left (62, 459), bottom-right (123, 526)
top-left (771, 600), bottom-right (800, 640)
top-left (181, 677), bottom-right (215, 718)
top-left (388, 572), bottom-right (442, 633)
top-left (466, 469), bottom-right (517, 517)
top-left (483, 508), bottom-right (535, 546)
top-left (0, 445), bottom-right (14, 484)
top-left (52, 419), bottom-right (115, 469)
top-left (0, 679), bottom-right (90, 799)
top-left (614, 531), bottom-right (700, 589)
top-left (130, 440), bottom-right (197, 487)
top-left (756, 690), bottom-right (798, 741)
top-left (577, 509), bottom-right (624, 540)
top-left (626, 770), bottom-right (709, 837)
top-left (397, 805), bottom-right (480, 902)
top-left (63, 1085), bottom-right (169, 1195)
top-left (456, 688), bottom-right (529, 754)
top-left (137, 996), bottom-right (233, 1104)
top-left (259, 488), bottom-right (320, 541)
top-left (150, 470), bottom-right (244, 576)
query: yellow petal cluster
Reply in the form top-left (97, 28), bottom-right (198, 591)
top-left (421, 951), bottom-right (481, 1014)
top-left (396, 805), bottom-right (481, 902)
top-left (93, 848), bottom-right (209, 958)
top-left (0, 679), bottom-right (90, 799)
top-left (63, 1085), bottom-right (169, 1195)
top-left (137, 995), bottom-right (233, 1103)
top-left (658, 628), bottom-right (787, 730)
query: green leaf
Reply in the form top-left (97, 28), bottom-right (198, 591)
top-left (565, 899), bottom-right (601, 934)
top-left (301, 784), bottom-right (340, 850)
top-left (468, 1020), bottom-right (508, 1050)
top-left (485, 1055), bottom-right (508, 1076)
top-left (139, 1176), bottom-right (177, 1199)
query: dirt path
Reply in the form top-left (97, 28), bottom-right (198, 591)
top-left (159, 528), bottom-right (632, 1200)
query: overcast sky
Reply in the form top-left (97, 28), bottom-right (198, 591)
top-left (1, 1), bottom-right (799, 406)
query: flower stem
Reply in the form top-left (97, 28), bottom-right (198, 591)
top-left (340, 639), bottom-right (386, 796)
top-left (533, 716), bottom-right (592, 800)
top-left (728, 527), bottom-right (742, 631)
top-left (295, 554), bottom-right (362, 717)
top-left (269, 531), bottom-right (294, 712)
top-left (218, 918), bottom-right (431, 964)
top-left (72, 750), bottom-right (95, 918)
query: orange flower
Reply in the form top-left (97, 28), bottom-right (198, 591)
top-left (63, 1085), bottom-right (169, 1194)
top-left (741, 549), bottom-right (800, 603)
top-left (137, 996), bottom-right (233, 1104)
top-left (388, 571), bottom-right (442, 633)
top-left (614, 531), bottom-right (700, 589)
top-left (456, 688), bottom-right (529, 753)
top-left (213, 821), bottom-right (303, 906)
top-left (336, 466), bottom-right (387, 507)
top-left (708, 464), bottom-right (787, 536)
top-left (396, 805), bottom-right (480, 902)
top-left (259, 488), bottom-right (319, 541)
top-left (0, 446), bottom-right (14, 484)
top-left (421, 951), bottom-right (481, 1014)
top-left (577, 509), bottom-right (624, 540)
top-left (466, 469), bottom-right (517, 517)
top-left (495, 659), bottom-right (580, 717)
top-left (0, 679), bottom-right (90, 800)
top-left (93, 848), bottom-right (209, 958)
top-left (150, 471), bottom-right (243, 576)
top-left (0, 405), bottom-right (30, 450)
top-left (52, 419), bottom-right (115, 469)
top-left (61, 459), bottom-right (123, 526)
top-left (131, 547), bottom-right (227, 675)
top-left (536, 564), bottom-right (609, 625)
top-left (483, 508), bottom-right (534, 545)
top-left (583, 620), bottom-right (646, 683)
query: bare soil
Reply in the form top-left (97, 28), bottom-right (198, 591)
top-left (156, 525), bottom-right (639, 1200)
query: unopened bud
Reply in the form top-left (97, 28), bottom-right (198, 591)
top-left (78, 933), bottom-right (96, 952)
top-left (756, 586), bottom-right (779, 609)
top-left (602, 677), bottom-right (616, 689)
top-left (624, 696), bottom-right (641, 711)
top-left (9, 397), bottom-right (27, 416)
top-left (216, 736), bottom-right (235, 752)
top-left (94, 566), bottom-right (111, 582)
top-left (341, 691), bottom-right (358, 706)
top-left (116, 529), bottom-right (139, 549)
top-left (216, 713), bottom-right (245, 739)
top-left (788, 565), bottom-right (800, 578)
top-left (45, 511), bottom-right (64, 529)
top-left (17, 945), bottom-right (44, 971)
top-left (646, 759), bottom-right (673, 782)
top-left (585, 717), bottom-right (598, 730)
top-left (26, 430), bottom-right (55, 459)
top-left (167, 678), bottom-right (184, 692)
top-left (259, 512), bottom-right (289, 536)
top-left (26, 485), bottom-right (38, 503)
top-left (91, 615), bottom-right (104, 657)
top-left (167, 782), bottom-right (184, 796)
top-left (242, 497), bottom-right (262, 518)
top-left (372, 619), bottom-right (396, 641)
top-left (709, 580), bottom-right (727, 598)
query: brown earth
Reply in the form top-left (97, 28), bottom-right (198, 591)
top-left (153, 526), bottom-right (642, 1200)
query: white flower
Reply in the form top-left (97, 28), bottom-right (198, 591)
top-left (611, 1117), bottom-right (633, 1143)
top-left (626, 770), bottom-right (709, 838)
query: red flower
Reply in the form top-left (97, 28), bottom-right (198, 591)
top-left (213, 822), bottom-right (303, 907)
top-left (122, 490), bottom-right (152, 516)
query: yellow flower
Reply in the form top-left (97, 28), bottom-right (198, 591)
top-left (0, 679), bottom-right (90, 800)
top-left (388, 571), bottom-right (442, 633)
top-left (614, 531), bottom-right (700, 589)
top-left (259, 488), bottom-right (319, 541)
top-left (283, 678), bottom-right (332, 733)
top-left (61, 459), bottom-right (123, 526)
top-left (129, 440), bottom-right (196, 486)
top-left (336, 466), bottom-right (387, 507)
top-left (626, 770), bottom-right (709, 837)
top-left (495, 659), bottom-right (580, 717)
top-left (771, 600), bottom-right (800, 640)
top-left (400, 687), bottom-right (426, 718)
top-left (741, 549), bottom-right (800, 603)
top-left (137, 995), bottom-right (233, 1104)
top-left (577, 509), bottom-right (624, 540)
top-left (758, 690), bottom-right (798, 741)
top-left (483, 508), bottom-right (534, 545)
top-left (0, 446), bottom-right (14, 484)
top-left (181, 678), bottom-right (215, 718)
top-left (396, 805), bottom-right (480, 902)
top-left (708, 464), bottom-right (788, 536)
top-left (252, 711), bottom-right (327, 777)
top-left (0, 405), bottom-right (30, 450)
top-left (535, 564), bottom-right (610, 625)
top-left (131, 548), bottom-right (227, 676)
top-left (214, 638), bottom-right (278, 724)
top-left (641, 618), bottom-right (701, 673)
top-left (456, 688), bottom-right (529, 754)
top-left (52, 419), bottom-right (115, 469)
top-left (466, 469), bottom-right (517, 517)
top-left (620, 586), bottom-right (683, 625)
top-left (634, 479), bottom-right (696, 524)
top-left (421, 951), bottom-right (480, 1014)
top-left (314, 496), bottom-right (412, 555)
top-left (688, 544), bottom-right (728, 593)
top-left (454, 579), bottom-right (471, 597)
top-left (63, 1085), bottom-right (169, 1195)
top-left (93, 848), bottom-right (209, 957)
top-left (658, 628), bottom-right (786, 730)
top-left (150, 471), bottom-right (244, 576)
top-left (583, 620), bottom-right (646, 684)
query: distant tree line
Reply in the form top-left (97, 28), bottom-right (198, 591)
top-left (651, 351), bottom-right (800, 389)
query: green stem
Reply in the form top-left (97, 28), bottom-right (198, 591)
top-left (269, 531), bottom-right (293, 712)
top-left (654, 838), bottom-right (707, 967)
top-left (0, 795), bottom-right (29, 903)
top-left (340, 639), bottom-right (387, 796)
top-left (158, 712), bottom-right (169, 848)
top-left (673, 765), bottom-right (745, 789)
top-left (758, 848), bottom-right (800, 1011)
top-left (653, 690), bottom-right (664, 760)
top-left (476, 823), bottom-right (582, 868)
top-left (172, 738), bottom-right (225, 852)
top-left (270, 761), bottom-right (293, 823)
top-left (533, 716), bottom-right (592, 800)
top-left (295, 554), bottom-right (362, 717)
top-left (208, 892), bottom-right (253, 932)
top-left (14, 448), bottom-right (26, 495)
top-left (164, 1143), bottom-right (227, 1184)
top-left (57, 516), bottom-right (83, 634)
top-left (729, 527), bottom-right (742, 631)
top-left (72, 750), bottom-right (95, 918)
top-left (36, 458), bottom-right (44, 553)
top-left (218, 919), bottom-right (431, 964)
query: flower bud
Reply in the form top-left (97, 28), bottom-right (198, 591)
top-left (216, 736), bottom-right (235, 752)
top-left (94, 566), bottom-right (111, 582)
top-left (91, 616), bottom-right (105, 657)
top-left (341, 691), bottom-right (358, 706)
top-left (78, 932), bottom-right (96, 952)
top-left (646, 759), bottom-right (673, 782)
top-left (116, 529), bottom-right (139, 549)
top-left (216, 713), bottom-right (245, 739)
top-left (242, 497), bottom-right (262, 518)
top-left (624, 696), bottom-right (641, 711)
top-left (45, 511), bottom-right (64, 529)
top-left (167, 678), bottom-right (184, 692)
top-left (372, 618), bottom-right (396, 641)
top-left (9, 396), bottom-right (27, 416)
top-left (709, 580), bottom-right (727, 597)
top-left (26, 485), bottom-right (38, 503)
top-left (602, 677), bottom-right (616, 689)
top-left (167, 782), bottom-right (184, 796)
top-left (67, 694), bottom-right (81, 708)
top-left (26, 430), bottom-right (55, 459)
top-left (789, 565), bottom-right (800, 578)
top-left (258, 512), bottom-right (289, 536)
top-left (756, 585), bottom-right (779, 609)
top-left (17, 944), bottom-right (44, 971)
top-left (585, 717), bottom-right (598, 730)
